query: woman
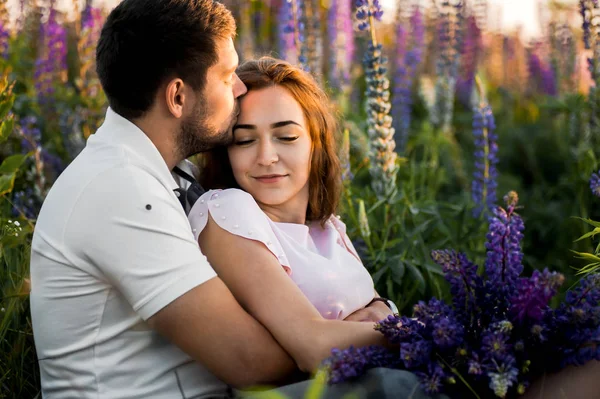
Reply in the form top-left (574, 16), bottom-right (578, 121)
top-left (190, 56), bottom-right (394, 373)
top-left (190, 57), bottom-right (600, 398)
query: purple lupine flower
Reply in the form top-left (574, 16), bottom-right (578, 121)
top-left (18, 115), bottom-right (65, 174)
top-left (281, 0), bottom-right (307, 68)
top-left (431, 249), bottom-right (482, 325)
top-left (278, 0), bottom-right (297, 63)
top-left (580, 0), bottom-right (599, 50)
top-left (400, 339), bottom-right (432, 368)
top-left (456, 15), bottom-right (482, 108)
top-left (481, 328), bottom-right (512, 361)
top-left (510, 269), bottom-right (564, 323)
top-left (392, 6), bottom-right (425, 152)
top-left (413, 298), bottom-right (454, 326)
top-left (484, 192), bottom-right (524, 293)
top-left (590, 171), bottom-right (600, 197)
top-left (0, 5), bottom-right (10, 59)
top-left (328, 0), bottom-right (354, 90)
top-left (34, 6), bottom-right (67, 105)
top-left (355, 0), bottom-right (383, 31)
top-left (527, 43), bottom-right (557, 96)
top-left (471, 103), bottom-right (498, 217)
top-left (431, 316), bottom-right (464, 349)
top-left (81, 6), bottom-right (103, 47)
top-left (415, 362), bottom-right (447, 394)
top-left (324, 345), bottom-right (395, 384)
top-left (11, 188), bottom-right (38, 219)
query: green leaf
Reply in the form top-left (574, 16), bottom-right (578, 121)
top-left (0, 115), bottom-right (13, 144)
top-left (571, 250), bottom-right (600, 263)
top-left (371, 265), bottom-right (388, 285)
top-left (0, 93), bottom-right (15, 121)
top-left (0, 153), bottom-right (29, 174)
top-left (406, 262), bottom-right (426, 293)
top-left (573, 227), bottom-right (600, 243)
top-left (0, 173), bottom-right (16, 196)
top-left (390, 260), bottom-right (406, 285)
top-left (572, 217), bottom-right (600, 230)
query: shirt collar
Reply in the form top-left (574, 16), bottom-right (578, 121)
top-left (94, 107), bottom-right (179, 191)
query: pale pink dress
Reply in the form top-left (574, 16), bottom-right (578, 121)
top-left (188, 188), bottom-right (375, 320)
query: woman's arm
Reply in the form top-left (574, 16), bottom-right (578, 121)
top-left (199, 214), bottom-right (390, 373)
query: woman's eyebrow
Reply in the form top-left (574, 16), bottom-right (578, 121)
top-left (232, 120), bottom-right (302, 133)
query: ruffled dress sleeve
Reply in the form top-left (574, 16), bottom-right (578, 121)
top-left (187, 188), bottom-right (291, 271)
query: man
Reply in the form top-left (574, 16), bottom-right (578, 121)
top-left (29, 1), bottom-right (442, 398)
top-left (30, 1), bottom-right (298, 397)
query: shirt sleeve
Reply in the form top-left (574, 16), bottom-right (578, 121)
top-left (188, 188), bottom-right (291, 271)
top-left (66, 165), bottom-right (217, 320)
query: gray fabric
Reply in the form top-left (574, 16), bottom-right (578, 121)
top-left (235, 368), bottom-right (450, 399)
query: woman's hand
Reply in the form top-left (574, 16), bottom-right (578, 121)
top-left (344, 300), bottom-right (394, 323)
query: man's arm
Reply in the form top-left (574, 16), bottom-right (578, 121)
top-left (147, 276), bottom-right (298, 388)
top-left (73, 167), bottom-right (298, 389)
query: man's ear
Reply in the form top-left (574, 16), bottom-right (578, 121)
top-left (164, 78), bottom-right (187, 119)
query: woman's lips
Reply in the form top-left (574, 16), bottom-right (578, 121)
top-left (254, 174), bottom-right (287, 183)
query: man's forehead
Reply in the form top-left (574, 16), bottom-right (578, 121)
top-left (215, 37), bottom-right (238, 71)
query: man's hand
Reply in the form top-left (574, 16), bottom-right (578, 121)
top-left (344, 300), bottom-right (394, 323)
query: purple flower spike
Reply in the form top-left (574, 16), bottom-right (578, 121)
top-left (472, 103), bottom-right (499, 217)
top-left (431, 249), bottom-right (482, 325)
top-left (511, 269), bottom-right (565, 323)
top-left (590, 171), bottom-right (600, 197)
top-left (392, 6), bottom-right (425, 152)
top-left (328, 0), bottom-right (354, 90)
top-left (34, 6), bottom-right (67, 105)
top-left (415, 362), bottom-right (447, 394)
top-left (484, 192), bottom-right (525, 306)
top-left (324, 345), bottom-right (395, 384)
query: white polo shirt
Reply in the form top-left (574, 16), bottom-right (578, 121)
top-left (30, 108), bottom-right (230, 398)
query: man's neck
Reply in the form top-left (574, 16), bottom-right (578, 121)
top-left (131, 115), bottom-right (181, 170)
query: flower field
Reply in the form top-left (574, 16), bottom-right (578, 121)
top-left (1, 0), bottom-right (600, 397)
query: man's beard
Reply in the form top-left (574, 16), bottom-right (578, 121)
top-left (176, 100), bottom-right (239, 159)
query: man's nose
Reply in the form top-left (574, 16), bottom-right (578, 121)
top-left (233, 74), bottom-right (247, 98)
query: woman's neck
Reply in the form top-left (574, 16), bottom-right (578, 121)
top-left (257, 186), bottom-right (309, 224)
top-left (259, 202), bottom-right (307, 225)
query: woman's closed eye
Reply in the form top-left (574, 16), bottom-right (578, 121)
top-left (233, 138), bottom-right (255, 146)
top-left (278, 136), bottom-right (299, 142)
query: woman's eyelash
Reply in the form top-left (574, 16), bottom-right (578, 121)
top-left (234, 139), bottom-right (254, 145)
top-left (279, 136), bottom-right (299, 142)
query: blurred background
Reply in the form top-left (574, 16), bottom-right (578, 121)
top-left (0, 0), bottom-right (599, 397)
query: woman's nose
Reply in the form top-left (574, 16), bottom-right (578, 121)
top-left (257, 140), bottom-right (278, 166)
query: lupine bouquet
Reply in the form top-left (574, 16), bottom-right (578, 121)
top-left (324, 191), bottom-right (600, 398)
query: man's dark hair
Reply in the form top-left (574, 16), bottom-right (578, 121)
top-left (96, 0), bottom-right (236, 120)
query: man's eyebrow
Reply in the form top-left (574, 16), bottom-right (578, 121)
top-left (222, 65), bottom-right (237, 76)
top-left (232, 120), bottom-right (302, 133)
